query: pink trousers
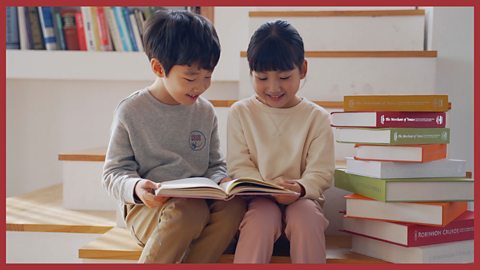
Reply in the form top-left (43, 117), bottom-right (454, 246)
top-left (234, 197), bottom-right (329, 264)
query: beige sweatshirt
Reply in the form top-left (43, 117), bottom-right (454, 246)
top-left (227, 95), bottom-right (335, 204)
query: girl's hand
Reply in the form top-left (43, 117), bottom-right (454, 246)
top-left (272, 177), bottom-right (302, 205)
top-left (219, 176), bottom-right (233, 184)
top-left (135, 179), bottom-right (170, 208)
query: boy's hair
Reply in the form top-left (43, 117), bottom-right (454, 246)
top-left (142, 10), bottom-right (221, 76)
top-left (247, 20), bottom-right (304, 72)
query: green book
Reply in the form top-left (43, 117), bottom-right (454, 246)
top-left (334, 169), bottom-right (473, 202)
top-left (335, 128), bottom-right (450, 145)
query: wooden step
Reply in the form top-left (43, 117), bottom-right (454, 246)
top-left (79, 227), bottom-right (386, 263)
top-left (6, 184), bottom-right (116, 233)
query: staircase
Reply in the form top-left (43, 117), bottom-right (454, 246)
top-left (7, 6), bottom-right (439, 263)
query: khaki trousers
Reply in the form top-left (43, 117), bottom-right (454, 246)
top-left (125, 197), bottom-right (246, 263)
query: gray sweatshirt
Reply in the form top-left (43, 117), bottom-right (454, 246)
top-left (103, 88), bottom-right (227, 204)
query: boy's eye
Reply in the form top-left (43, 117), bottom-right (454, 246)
top-left (184, 78), bottom-right (196, 82)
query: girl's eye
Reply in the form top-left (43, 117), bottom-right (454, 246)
top-left (280, 76), bottom-right (290, 80)
top-left (257, 77), bottom-right (267, 81)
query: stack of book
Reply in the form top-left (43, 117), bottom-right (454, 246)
top-left (331, 95), bottom-right (474, 263)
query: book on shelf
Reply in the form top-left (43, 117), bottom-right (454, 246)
top-left (334, 168), bottom-right (473, 202)
top-left (17, 7), bottom-right (30, 50)
top-left (344, 194), bottom-right (468, 226)
top-left (350, 235), bottom-right (473, 263)
top-left (330, 111), bottom-right (446, 128)
top-left (6, 7), bottom-right (20, 49)
top-left (342, 210), bottom-right (474, 247)
top-left (51, 7), bottom-right (66, 50)
top-left (25, 7), bottom-right (45, 50)
top-left (335, 127), bottom-right (450, 145)
top-left (155, 177), bottom-right (297, 200)
top-left (345, 157), bottom-right (467, 179)
top-left (38, 7), bottom-right (57, 50)
top-left (353, 143), bottom-right (448, 163)
top-left (343, 95), bottom-right (449, 112)
top-left (60, 10), bottom-right (80, 50)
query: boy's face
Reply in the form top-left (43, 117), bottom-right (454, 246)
top-left (162, 64), bottom-right (213, 105)
top-left (252, 61), bottom-right (306, 108)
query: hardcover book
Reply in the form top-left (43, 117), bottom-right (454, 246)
top-left (342, 210), bottom-right (474, 247)
top-left (345, 157), bottom-right (467, 178)
top-left (353, 144), bottom-right (447, 163)
top-left (155, 177), bottom-right (297, 200)
top-left (343, 95), bottom-right (449, 112)
top-left (334, 169), bottom-right (473, 202)
top-left (344, 194), bottom-right (468, 226)
top-left (335, 127), bottom-right (450, 145)
top-left (331, 111), bottom-right (446, 128)
top-left (351, 235), bottom-right (473, 263)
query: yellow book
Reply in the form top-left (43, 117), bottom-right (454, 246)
top-left (344, 95), bottom-right (449, 112)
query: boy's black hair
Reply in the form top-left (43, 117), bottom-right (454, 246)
top-left (247, 20), bottom-right (304, 72)
top-left (142, 10), bottom-right (220, 76)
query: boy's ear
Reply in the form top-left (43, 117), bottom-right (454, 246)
top-left (151, 58), bottom-right (165, 77)
top-left (300, 59), bottom-right (308, 79)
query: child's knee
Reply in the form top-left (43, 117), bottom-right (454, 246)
top-left (164, 198), bottom-right (210, 232)
top-left (285, 199), bottom-right (329, 230)
top-left (240, 198), bottom-right (282, 234)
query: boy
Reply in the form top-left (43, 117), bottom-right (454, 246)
top-left (102, 10), bottom-right (246, 263)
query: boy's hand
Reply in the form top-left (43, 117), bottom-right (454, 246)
top-left (272, 177), bottom-right (302, 205)
top-left (135, 179), bottom-right (170, 208)
top-left (219, 176), bottom-right (233, 184)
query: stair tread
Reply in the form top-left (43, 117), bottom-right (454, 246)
top-left (79, 227), bottom-right (386, 263)
top-left (6, 184), bottom-right (116, 233)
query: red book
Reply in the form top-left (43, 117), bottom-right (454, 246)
top-left (74, 10), bottom-right (87, 51)
top-left (96, 7), bottom-right (113, 51)
top-left (331, 111), bottom-right (446, 128)
top-left (342, 210), bottom-right (474, 247)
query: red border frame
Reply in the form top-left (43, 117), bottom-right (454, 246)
top-left (1, 1), bottom-right (478, 270)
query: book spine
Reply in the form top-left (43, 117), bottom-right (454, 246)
top-left (389, 128), bottom-right (450, 145)
top-left (129, 13), bottom-right (144, 51)
top-left (6, 7), bottom-right (20, 49)
top-left (74, 11), bottom-right (87, 51)
top-left (334, 169), bottom-right (386, 201)
top-left (122, 7), bottom-right (138, 51)
top-left (89, 7), bottom-right (102, 51)
top-left (344, 95), bottom-right (449, 112)
top-left (17, 7), bottom-right (30, 49)
top-left (96, 7), bottom-right (113, 51)
top-left (104, 7), bottom-right (123, 51)
top-left (26, 7), bottom-right (45, 50)
top-left (113, 7), bottom-right (132, 51)
top-left (421, 144), bottom-right (447, 162)
top-left (408, 218), bottom-right (474, 246)
top-left (52, 7), bottom-right (66, 50)
top-left (62, 11), bottom-right (79, 50)
top-left (38, 7), bottom-right (57, 50)
top-left (376, 112), bottom-right (446, 128)
top-left (81, 7), bottom-right (96, 51)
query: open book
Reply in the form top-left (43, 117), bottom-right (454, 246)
top-left (154, 177), bottom-right (298, 200)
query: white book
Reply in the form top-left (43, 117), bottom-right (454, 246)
top-left (155, 177), bottom-right (297, 200)
top-left (129, 13), bottom-right (144, 52)
top-left (351, 235), bottom-right (473, 263)
top-left (81, 7), bottom-right (96, 51)
top-left (345, 157), bottom-right (467, 179)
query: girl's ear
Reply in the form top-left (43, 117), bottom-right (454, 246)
top-left (151, 58), bottom-right (166, 77)
top-left (300, 59), bottom-right (308, 79)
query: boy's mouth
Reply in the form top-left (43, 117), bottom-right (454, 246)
top-left (187, 94), bottom-right (199, 100)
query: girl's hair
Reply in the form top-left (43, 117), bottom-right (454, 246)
top-left (142, 10), bottom-right (220, 76)
top-left (247, 20), bottom-right (304, 72)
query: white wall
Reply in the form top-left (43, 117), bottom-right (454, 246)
top-left (428, 7), bottom-right (474, 174)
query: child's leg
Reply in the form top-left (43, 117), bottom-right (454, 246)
top-left (125, 198), bottom-right (210, 263)
top-left (184, 197), bottom-right (246, 263)
top-left (284, 199), bottom-right (329, 263)
top-left (234, 197), bottom-right (282, 263)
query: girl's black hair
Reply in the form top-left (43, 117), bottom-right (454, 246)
top-left (247, 20), bottom-right (304, 72)
top-left (142, 10), bottom-right (220, 75)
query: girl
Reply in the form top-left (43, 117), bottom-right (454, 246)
top-left (227, 20), bottom-right (335, 263)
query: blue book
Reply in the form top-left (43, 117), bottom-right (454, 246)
top-left (6, 7), bottom-right (20, 49)
top-left (121, 7), bottom-right (138, 51)
top-left (51, 7), bottom-right (66, 50)
top-left (112, 7), bottom-right (132, 51)
top-left (37, 7), bottom-right (57, 50)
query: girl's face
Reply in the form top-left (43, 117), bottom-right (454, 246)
top-left (251, 60), bottom-right (307, 108)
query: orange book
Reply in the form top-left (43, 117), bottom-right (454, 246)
top-left (344, 194), bottom-right (468, 226)
top-left (354, 144), bottom-right (447, 162)
top-left (344, 95), bottom-right (449, 112)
